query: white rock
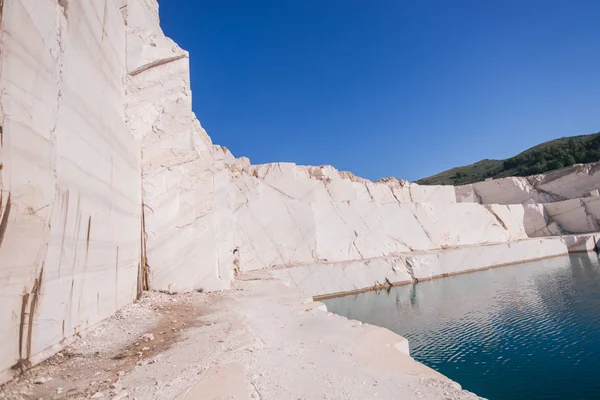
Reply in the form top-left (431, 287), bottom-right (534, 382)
top-left (273, 237), bottom-right (569, 297)
top-left (0, 0), bottom-right (142, 381)
top-left (141, 333), bottom-right (154, 342)
top-left (456, 162), bottom-right (600, 205)
top-left (110, 380), bottom-right (122, 390)
top-left (112, 391), bottom-right (129, 400)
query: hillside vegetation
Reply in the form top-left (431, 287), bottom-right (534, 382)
top-left (416, 132), bottom-right (600, 185)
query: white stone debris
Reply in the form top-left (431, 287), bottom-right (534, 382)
top-left (141, 333), bottom-right (155, 342)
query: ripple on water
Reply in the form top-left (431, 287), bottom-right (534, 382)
top-left (324, 253), bottom-right (600, 400)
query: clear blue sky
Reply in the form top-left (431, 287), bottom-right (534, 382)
top-left (159, 1), bottom-right (600, 182)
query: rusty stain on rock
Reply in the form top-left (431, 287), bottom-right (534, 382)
top-left (0, 193), bottom-right (11, 248)
top-left (58, 0), bottom-right (68, 17)
top-left (57, 190), bottom-right (70, 278)
top-left (115, 246), bottom-right (120, 306)
top-left (18, 291), bottom-right (29, 361)
top-left (26, 265), bottom-right (44, 359)
top-left (86, 215), bottom-right (92, 256)
top-left (14, 263), bottom-right (45, 372)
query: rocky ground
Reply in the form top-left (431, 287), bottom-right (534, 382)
top-left (0, 273), bottom-right (479, 400)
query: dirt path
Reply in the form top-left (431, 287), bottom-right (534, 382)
top-left (0, 274), bottom-right (479, 400)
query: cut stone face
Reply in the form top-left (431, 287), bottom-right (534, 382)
top-left (456, 163), bottom-right (600, 205)
top-left (0, 0), bottom-right (141, 382)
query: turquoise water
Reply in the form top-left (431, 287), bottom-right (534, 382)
top-left (323, 253), bottom-right (600, 400)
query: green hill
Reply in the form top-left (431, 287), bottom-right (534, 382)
top-left (416, 132), bottom-right (600, 186)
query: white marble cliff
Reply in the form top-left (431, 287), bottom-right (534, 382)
top-left (0, 0), bottom-right (142, 382)
top-left (0, 0), bottom-right (598, 383)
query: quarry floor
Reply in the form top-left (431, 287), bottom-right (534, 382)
top-left (0, 272), bottom-right (478, 400)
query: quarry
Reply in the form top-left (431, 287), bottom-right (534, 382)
top-left (0, 1), bottom-right (599, 398)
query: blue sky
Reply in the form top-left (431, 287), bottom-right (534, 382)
top-left (159, 1), bottom-right (600, 182)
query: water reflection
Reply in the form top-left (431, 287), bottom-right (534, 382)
top-left (324, 253), bottom-right (600, 400)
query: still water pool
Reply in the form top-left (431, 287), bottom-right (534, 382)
top-left (323, 253), bottom-right (600, 400)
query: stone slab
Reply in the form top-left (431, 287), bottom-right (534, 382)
top-left (273, 237), bottom-right (569, 298)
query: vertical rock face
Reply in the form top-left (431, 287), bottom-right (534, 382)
top-left (123, 0), bottom-right (234, 293)
top-left (0, 0), bottom-right (141, 382)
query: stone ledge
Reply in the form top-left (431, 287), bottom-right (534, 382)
top-left (272, 237), bottom-right (571, 299)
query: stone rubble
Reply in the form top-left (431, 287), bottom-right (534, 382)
top-left (0, 279), bottom-right (480, 400)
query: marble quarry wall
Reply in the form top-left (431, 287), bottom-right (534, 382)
top-left (228, 164), bottom-right (530, 272)
top-left (0, 0), bottom-right (142, 382)
top-left (0, 0), bottom-right (598, 383)
top-left (124, 0), bottom-right (234, 294)
top-left (272, 238), bottom-right (571, 298)
top-left (456, 164), bottom-right (600, 236)
top-left (456, 162), bottom-right (600, 204)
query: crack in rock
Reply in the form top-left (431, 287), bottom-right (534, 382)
top-left (485, 205), bottom-right (508, 230)
top-left (130, 54), bottom-right (188, 77)
top-left (404, 258), bottom-right (419, 283)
